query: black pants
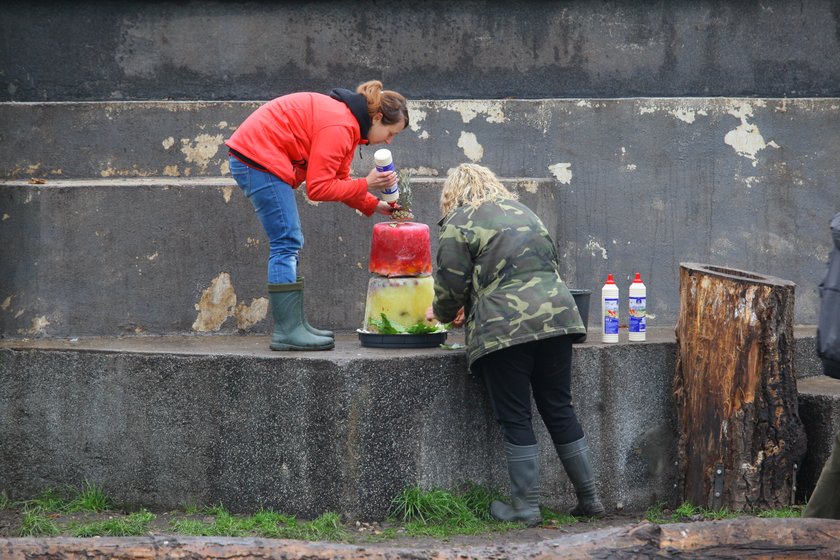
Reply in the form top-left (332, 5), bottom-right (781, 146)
top-left (473, 335), bottom-right (584, 446)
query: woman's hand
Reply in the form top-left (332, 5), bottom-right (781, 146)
top-left (366, 168), bottom-right (398, 192)
top-left (373, 201), bottom-right (398, 215)
top-left (452, 307), bottom-right (466, 328)
top-left (425, 306), bottom-right (466, 328)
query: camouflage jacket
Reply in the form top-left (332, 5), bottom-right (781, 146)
top-left (433, 199), bottom-right (585, 369)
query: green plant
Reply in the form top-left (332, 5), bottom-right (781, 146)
top-left (72, 510), bottom-right (155, 537)
top-left (369, 313), bottom-right (448, 335)
top-left (28, 488), bottom-right (69, 512)
top-left (294, 512), bottom-right (346, 541)
top-left (388, 485), bottom-right (522, 539)
top-left (66, 480), bottom-right (110, 513)
top-left (644, 502), bottom-right (668, 524)
top-left (19, 507), bottom-right (60, 537)
top-left (540, 507), bottom-right (577, 525)
top-left (756, 506), bottom-right (803, 518)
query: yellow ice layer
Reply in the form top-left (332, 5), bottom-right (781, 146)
top-left (363, 276), bottom-right (435, 331)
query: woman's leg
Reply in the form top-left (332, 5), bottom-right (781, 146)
top-left (531, 335), bottom-right (604, 517)
top-left (530, 335), bottom-right (584, 445)
top-left (475, 343), bottom-right (538, 445)
top-left (229, 156), bottom-right (302, 284)
top-left (475, 344), bottom-right (542, 525)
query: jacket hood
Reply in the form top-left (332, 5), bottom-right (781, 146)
top-left (330, 88), bottom-right (371, 141)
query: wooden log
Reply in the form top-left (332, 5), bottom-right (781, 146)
top-left (2, 518), bottom-right (840, 559)
top-left (674, 263), bottom-right (807, 510)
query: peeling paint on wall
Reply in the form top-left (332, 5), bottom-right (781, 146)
top-left (235, 297), bottom-right (269, 330)
top-left (457, 132), bottom-right (484, 161)
top-left (222, 185), bottom-right (234, 203)
top-left (409, 109), bottom-right (427, 132)
top-left (586, 237), bottom-right (609, 260)
top-left (2, 214), bottom-right (9, 221)
top-left (21, 315), bottom-right (50, 336)
top-left (404, 166), bottom-right (439, 176)
top-left (192, 272), bottom-right (237, 332)
top-left (1, 296), bottom-right (11, 310)
top-left (518, 180), bottom-right (539, 193)
top-left (162, 137), bottom-right (175, 150)
top-left (147, 252), bottom-right (159, 261)
top-left (180, 133), bottom-right (224, 171)
top-left (724, 102), bottom-right (779, 166)
top-left (548, 163), bottom-right (573, 184)
top-left (439, 100), bottom-right (506, 124)
top-left (246, 237), bottom-right (260, 247)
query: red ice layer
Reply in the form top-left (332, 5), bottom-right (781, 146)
top-left (369, 221), bottom-right (433, 277)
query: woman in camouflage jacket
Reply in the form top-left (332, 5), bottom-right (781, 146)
top-left (430, 163), bottom-right (605, 525)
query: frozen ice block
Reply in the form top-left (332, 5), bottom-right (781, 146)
top-left (362, 275), bottom-right (435, 332)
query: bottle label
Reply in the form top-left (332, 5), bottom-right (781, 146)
top-left (629, 296), bottom-right (646, 333)
top-left (603, 297), bottom-right (619, 334)
top-left (375, 162), bottom-right (396, 173)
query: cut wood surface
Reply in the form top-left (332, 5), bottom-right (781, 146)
top-left (674, 263), bottom-right (807, 510)
top-left (2, 518), bottom-right (839, 559)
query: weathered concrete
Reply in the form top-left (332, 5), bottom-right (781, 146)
top-left (4, 1), bottom-right (840, 101)
top-left (0, 329), bottom-right (676, 519)
top-left (0, 328), bottom-right (822, 519)
top-left (2, 98), bottom-right (837, 334)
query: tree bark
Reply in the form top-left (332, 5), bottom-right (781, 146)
top-left (674, 263), bottom-right (806, 510)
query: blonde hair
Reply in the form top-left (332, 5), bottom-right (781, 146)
top-left (439, 163), bottom-right (518, 217)
top-left (356, 80), bottom-right (409, 128)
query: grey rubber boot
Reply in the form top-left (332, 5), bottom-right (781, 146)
top-left (555, 436), bottom-right (606, 518)
top-left (268, 283), bottom-right (334, 351)
top-left (490, 442), bottom-right (542, 526)
top-left (296, 277), bottom-right (334, 338)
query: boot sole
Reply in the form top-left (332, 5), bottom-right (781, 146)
top-left (270, 343), bottom-right (335, 351)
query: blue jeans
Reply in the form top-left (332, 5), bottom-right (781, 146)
top-left (229, 156), bottom-right (303, 284)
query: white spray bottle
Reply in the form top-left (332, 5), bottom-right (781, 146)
top-left (628, 272), bottom-right (647, 341)
top-left (601, 274), bottom-right (619, 343)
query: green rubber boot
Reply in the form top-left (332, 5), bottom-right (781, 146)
top-left (555, 436), bottom-right (606, 518)
top-left (296, 277), bottom-right (334, 338)
top-left (490, 442), bottom-right (542, 526)
top-left (268, 283), bottom-right (334, 351)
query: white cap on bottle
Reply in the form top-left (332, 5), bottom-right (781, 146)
top-left (374, 149), bottom-right (393, 167)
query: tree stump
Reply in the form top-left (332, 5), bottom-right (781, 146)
top-left (674, 263), bottom-right (806, 510)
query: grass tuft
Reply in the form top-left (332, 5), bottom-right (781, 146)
top-left (72, 510), bottom-right (155, 537)
top-left (19, 507), bottom-right (60, 537)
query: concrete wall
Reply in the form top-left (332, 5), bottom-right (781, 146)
top-left (1, 98), bottom-right (837, 335)
top-left (0, 334), bottom-right (683, 518)
top-left (3, 1), bottom-right (840, 101)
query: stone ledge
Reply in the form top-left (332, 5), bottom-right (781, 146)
top-left (796, 375), bottom-right (840, 503)
top-left (0, 327), bottom-right (825, 519)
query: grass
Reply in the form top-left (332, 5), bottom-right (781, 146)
top-left (2, 482), bottom-right (808, 541)
top-left (72, 510), bottom-right (155, 537)
top-left (644, 501), bottom-right (804, 524)
top-left (388, 484), bottom-right (524, 538)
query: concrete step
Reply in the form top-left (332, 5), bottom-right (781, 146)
top-left (0, 327), bottom-right (828, 519)
top-left (796, 375), bottom-right (840, 503)
top-left (0, 176), bottom-right (560, 337)
top-left (2, 98), bottom-right (837, 329)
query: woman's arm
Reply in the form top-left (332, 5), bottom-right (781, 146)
top-left (432, 221), bottom-right (473, 323)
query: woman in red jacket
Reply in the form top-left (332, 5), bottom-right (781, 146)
top-left (226, 80), bottom-right (408, 351)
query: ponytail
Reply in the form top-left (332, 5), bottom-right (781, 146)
top-left (356, 80), bottom-right (409, 128)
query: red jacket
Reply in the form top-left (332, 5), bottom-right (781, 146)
top-left (226, 92), bottom-right (380, 216)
